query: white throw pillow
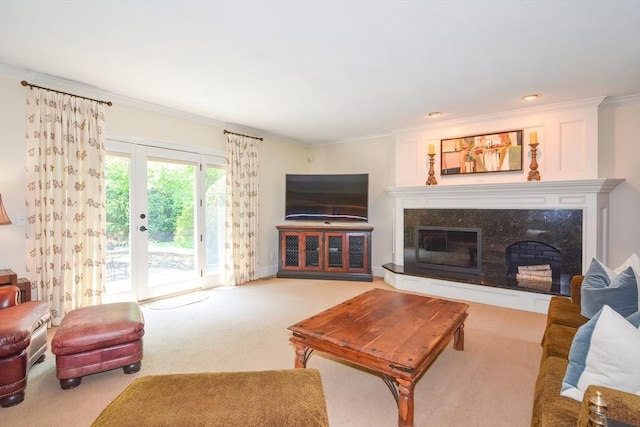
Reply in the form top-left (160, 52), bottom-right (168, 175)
top-left (561, 305), bottom-right (640, 401)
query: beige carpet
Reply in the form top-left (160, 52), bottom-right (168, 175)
top-left (2, 277), bottom-right (546, 427)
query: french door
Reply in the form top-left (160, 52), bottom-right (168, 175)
top-left (105, 141), bottom-right (226, 301)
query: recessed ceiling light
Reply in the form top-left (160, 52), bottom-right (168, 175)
top-left (521, 94), bottom-right (540, 101)
top-left (428, 112), bottom-right (443, 118)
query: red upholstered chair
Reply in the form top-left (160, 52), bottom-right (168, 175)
top-left (0, 285), bottom-right (51, 407)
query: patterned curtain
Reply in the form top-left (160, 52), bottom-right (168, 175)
top-left (25, 88), bottom-right (106, 325)
top-left (224, 133), bottom-right (259, 285)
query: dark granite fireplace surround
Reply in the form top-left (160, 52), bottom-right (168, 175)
top-left (401, 208), bottom-right (583, 296)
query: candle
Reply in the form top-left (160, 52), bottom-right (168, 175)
top-left (530, 132), bottom-right (538, 144)
top-left (428, 144), bottom-right (435, 155)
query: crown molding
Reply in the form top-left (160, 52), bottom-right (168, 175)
top-left (600, 94), bottom-right (640, 109)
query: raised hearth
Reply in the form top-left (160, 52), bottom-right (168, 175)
top-left (382, 263), bottom-right (570, 297)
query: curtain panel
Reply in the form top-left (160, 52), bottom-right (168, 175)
top-left (25, 88), bottom-right (106, 324)
top-left (224, 133), bottom-right (259, 285)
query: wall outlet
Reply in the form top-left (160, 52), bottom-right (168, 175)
top-left (270, 251), bottom-right (275, 260)
top-left (15, 212), bottom-right (26, 226)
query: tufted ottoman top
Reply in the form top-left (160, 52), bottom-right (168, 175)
top-left (52, 302), bottom-right (144, 356)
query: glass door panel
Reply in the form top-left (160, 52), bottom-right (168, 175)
top-left (146, 158), bottom-right (196, 284)
top-left (204, 165), bottom-right (225, 276)
top-left (140, 152), bottom-right (199, 299)
top-left (105, 153), bottom-right (132, 295)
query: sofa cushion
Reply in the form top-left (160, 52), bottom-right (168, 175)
top-left (561, 305), bottom-right (640, 402)
top-left (546, 296), bottom-right (588, 330)
top-left (540, 323), bottom-right (577, 361)
top-left (580, 258), bottom-right (638, 318)
top-left (531, 356), bottom-right (581, 427)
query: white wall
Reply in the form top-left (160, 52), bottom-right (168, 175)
top-left (0, 77), bottom-right (27, 275)
top-left (257, 138), bottom-right (309, 276)
top-left (598, 101), bottom-right (640, 264)
top-left (108, 103), bottom-right (224, 151)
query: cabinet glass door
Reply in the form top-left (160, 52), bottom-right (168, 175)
top-left (325, 234), bottom-right (345, 270)
top-left (348, 234), bottom-right (367, 270)
top-left (304, 234), bottom-right (321, 268)
top-left (283, 234), bottom-right (300, 267)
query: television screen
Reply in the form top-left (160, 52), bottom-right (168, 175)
top-left (285, 174), bottom-right (369, 222)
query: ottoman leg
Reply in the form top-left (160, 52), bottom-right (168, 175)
top-left (60, 377), bottom-right (82, 390)
top-left (123, 361), bottom-right (141, 374)
top-left (0, 391), bottom-right (25, 408)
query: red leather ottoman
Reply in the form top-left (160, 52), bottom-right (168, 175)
top-left (51, 302), bottom-right (144, 389)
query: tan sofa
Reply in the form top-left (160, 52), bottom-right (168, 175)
top-left (531, 275), bottom-right (640, 426)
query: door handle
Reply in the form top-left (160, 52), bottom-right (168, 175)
top-left (139, 226), bottom-right (148, 232)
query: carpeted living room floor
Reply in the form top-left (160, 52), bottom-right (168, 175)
top-left (3, 277), bottom-right (546, 427)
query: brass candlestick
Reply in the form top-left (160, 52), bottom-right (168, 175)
top-left (527, 142), bottom-right (541, 181)
top-left (588, 390), bottom-right (608, 426)
top-left (426, 153), bottom-right (438, 186)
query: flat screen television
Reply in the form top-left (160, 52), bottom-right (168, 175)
top-left (285, 173), bottom-right (369, 222)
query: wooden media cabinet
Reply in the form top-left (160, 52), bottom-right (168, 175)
top-left (276, 224), bottom-right (373, 282)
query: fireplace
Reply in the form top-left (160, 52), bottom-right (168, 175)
top-left (402, 208), bottom-right (582, 294)
top-left (415, 226), bottom-right (481, 274)
top-left (383, 179), bottom-right (624, 313)
top-left (506, 241), bottom-right (561, 282)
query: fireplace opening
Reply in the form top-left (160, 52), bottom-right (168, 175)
top-left (506, 241), bottom-right (561, 283)
top-left (415, 226), bottom-right (482, 274)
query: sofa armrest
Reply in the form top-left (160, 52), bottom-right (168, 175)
top-left (577, 385), bottom-right (640, 427)
top-left (0, 301), bottom-right (51, 358)
top-left (0, 285), bottom-right (20, 309)
top-left (570, 275), bottom-right (585, 306)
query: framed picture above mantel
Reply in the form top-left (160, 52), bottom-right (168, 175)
top-left (440, 130), bottom-right (523, 176)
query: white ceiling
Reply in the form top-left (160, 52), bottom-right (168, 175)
top-left (0, 1), bottom-right (639, 145)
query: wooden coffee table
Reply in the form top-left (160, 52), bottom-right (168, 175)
top-left (288, 288), bottom-right (469, 427)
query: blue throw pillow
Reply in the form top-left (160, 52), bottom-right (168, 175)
top-left (627, 311), bottom-right (640, 328)
top-left (581, 259), bottom-right (638, 318)
top-left (561, 305), bottom-right (640, 402)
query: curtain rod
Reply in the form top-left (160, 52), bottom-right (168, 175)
top-left (223, 129), bottom-right (263, 141)
top-left (20, 80), bottom-right (113, 106)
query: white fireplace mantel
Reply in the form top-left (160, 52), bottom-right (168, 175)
top-left (383, 178), bottom-right (624, 313)
top-left (385, 178), bottom-right (624, 200)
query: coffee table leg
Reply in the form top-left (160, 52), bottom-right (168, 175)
top-left (293, 343), bottom-right (310, 368)
top-left (454, 323), bottom-right (465, 351)
top-left (397, 378), bottom-right (415, 427)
